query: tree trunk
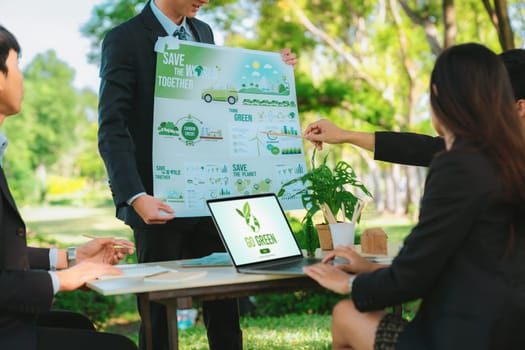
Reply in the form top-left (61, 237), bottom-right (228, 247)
top-left (398, 0), bottom-right (442, 55)
top-left (482, 0), bottom-right (515, 50)
top-left (443, 0), bottom-right (456, 48)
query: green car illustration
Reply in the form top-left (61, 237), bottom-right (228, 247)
top-left (201, 88), bottom-right (238, 105)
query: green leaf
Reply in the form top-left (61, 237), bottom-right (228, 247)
top-left (243, 202), bottom-right (251, 218)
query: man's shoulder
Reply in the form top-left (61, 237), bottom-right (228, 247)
top-left (105, 3), bottom-right (154, 38)
top-left (188, 17), bottom-right (214, 44)
top-left (106, 13), bottom-right (143, 36)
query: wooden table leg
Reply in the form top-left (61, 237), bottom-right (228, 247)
top-left (166, 303), bottom-right (179, 350)
top-left (165, 297), bottom-right (193, 350)
top-left (138, 293), bottom-right (153, 350)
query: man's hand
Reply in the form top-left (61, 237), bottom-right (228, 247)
top-left (132, 194), bottom-right (176, 224)
top-left (281, 48), bottom-right (298, 68)
top-left (77, 237), bottom-right (135, 265)
top-left (55, 262), bottom-right (122, 292)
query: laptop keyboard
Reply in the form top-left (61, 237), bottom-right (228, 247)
top-left (256, 257), bottom-right (320, 270)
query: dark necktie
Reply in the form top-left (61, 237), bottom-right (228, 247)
top-left (174, 26), bottom-right (188, 40)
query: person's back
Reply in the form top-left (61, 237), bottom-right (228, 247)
top-left (303, 43), bottom-right (525, 350)
top-left (395, 141), bottom-right (524, 348)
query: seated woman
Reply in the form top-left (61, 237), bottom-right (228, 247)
top-left (303, 43), bottom-right (525, 350)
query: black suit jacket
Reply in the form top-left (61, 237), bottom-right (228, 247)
top-left (0, 168), bottom-right (54, 349)
top-left (98, 1), bottom-right (214, 228)
top-left (374, 131), bottom-right (445, 167)
top-left (352, 139), bottom-right (525, 349)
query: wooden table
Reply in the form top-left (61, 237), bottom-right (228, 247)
top-left (87, 261), bottom-right (321, 350)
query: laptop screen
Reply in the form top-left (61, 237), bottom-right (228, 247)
top-left (207, 194), bottom-right (303, 266)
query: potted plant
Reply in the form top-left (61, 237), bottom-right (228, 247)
top-left (278, 149), bottom-right (372, 256)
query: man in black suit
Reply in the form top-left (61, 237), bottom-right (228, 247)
top-left (0, 25), bottom-right (137, 350)
top-left (98, 1), bottom-right (297, 349)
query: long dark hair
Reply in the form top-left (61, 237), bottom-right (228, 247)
top-left (0, 25), bottom-right (21, 75)
top-left (430, 43), bottom-right (525, 204)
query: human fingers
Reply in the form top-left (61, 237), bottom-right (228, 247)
top-left (322, 246), bottom-right (355, 263)
top-left (57, 263), bottom-right (122, 291)
top-left (304, 122), bottom-right (322, 136)
top-left (109, 251), bottom-right (126, 265)
top-left (303, 263), bottom-right (327, 279)
top-left (321, 251), bottom-right (337, 263)
top-left (333, 245), bottom-right (358, 258)
top-left (134, 196), bottom-right (175, 224)
top-left (284, 54), bottom-right (297, 67)
top-left (144, 214), bottom-right (175, 225)
top-left (281, 47), bottom-right (291, 57)
top-left (333, 247), bottom-right (375, 273)
top-left (281, 48), bottom-right (297, 68)
top-left (304, 264), bottom-right (351, 294)
top-left (158, 201), bottom-right (175, 214)
top-left (114, 239), bottom-right (135, 255)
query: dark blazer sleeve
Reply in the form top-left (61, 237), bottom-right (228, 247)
top-left (0, 270), bottom-right (54, 314)
top-left (27, 247), bottom-right (50, 269)
top-left (352, 150), bottom-right (492, 310)
top-left (98, 25), bottom-right (146, 208)
top-left (374, 131), bottom-right (445, 167)
top-left (99, 9), bottom-right (215, 211)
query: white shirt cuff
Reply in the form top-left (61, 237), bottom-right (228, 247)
top-left (348, 275), bottom-right (356, 294)
top-left (127, 192), bottom-right (147, 205)
top-left (48, 271), bottom-right (60, 295)
top-left (49, 247), bottom-right (58, 271)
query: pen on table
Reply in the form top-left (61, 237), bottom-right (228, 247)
top-left (260, 131), bottom-right (305, 139)
top-left (82, 234), bottom-right (132, 249)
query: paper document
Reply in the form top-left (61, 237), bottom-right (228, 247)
top-left (177, 252), bottom-right (233, 267)
top-left (98, 264), bottom-right (172, 280)
top-left (145, 270), bottom-right (208, 282)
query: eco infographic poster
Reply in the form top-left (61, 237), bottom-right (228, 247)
top-left (152, 38), bottom-right (306, 217)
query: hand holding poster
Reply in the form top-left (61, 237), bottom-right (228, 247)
top-left (153, 38), bottom-right (306, 217)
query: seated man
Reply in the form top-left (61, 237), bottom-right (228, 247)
top-left (0, 24), bottom-right (137, 350)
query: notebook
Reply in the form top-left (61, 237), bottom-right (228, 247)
top-left (97, 264), bottom-right (172, 280)
top-left (206, 193), bottom-right (322, 275)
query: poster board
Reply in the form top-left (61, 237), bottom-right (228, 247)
top-left (152, 38), bottom-right (306, 217)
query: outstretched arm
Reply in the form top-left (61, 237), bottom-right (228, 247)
top-left (304, 119), bottom-right (375, 152)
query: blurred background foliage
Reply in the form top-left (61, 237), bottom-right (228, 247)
top-left (3, 0), bottom-right (524, 218)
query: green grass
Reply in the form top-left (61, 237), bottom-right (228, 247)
top-left (105, 311), bottom-right (332, 349)
top-left (22, 206), bottom-right (133, 246)
top-left (24, 205), bottom-right (414, 348)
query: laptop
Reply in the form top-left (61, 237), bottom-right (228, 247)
top-left (206, 193), bottom-right (322, 275)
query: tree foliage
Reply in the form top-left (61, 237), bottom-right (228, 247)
top-left (77, 0), bottom-right (524, 214)
top-left (2, 51), bottom-right (97, 203)
top-left (65, 0), bottom-right (522, 213)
